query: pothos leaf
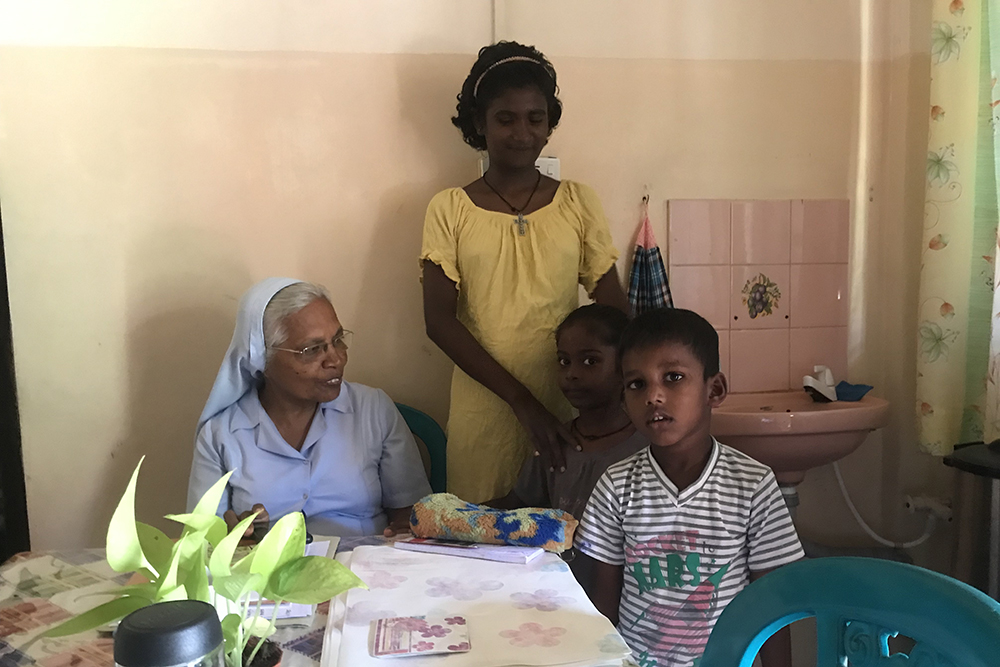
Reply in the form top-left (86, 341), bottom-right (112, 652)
top-left (209, 512), bottom-right (259, 579)
top-left (164, 513), bottom-right (227, 547)
top-left (43, 596), bottom-right (150, 637)
top-left (183, 544), bottom-right (211, 603)
top-left (242, 615), bottom-right (276, 638)
top-left (221, 613), bottom-right (242, 654)
top-left (268, 556), bottom-right (367, 605)
top-left (135, 522), bottom-right (173, 578)
top-left (192, 471), bottom-right (233, 517)
top-left (213, 572), bottom-right (265, 602)
top-left (106, 458), bottom-right (154, 575)
top-left (251, 512), bottom-right (305, 581)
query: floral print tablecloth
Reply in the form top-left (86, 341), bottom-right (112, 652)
top-left (327, 545), bottom-right (630, 667)
top-left (0, 549), bottom-right (331, 667)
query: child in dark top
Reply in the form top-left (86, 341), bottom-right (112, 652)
top-left (490, 304), bottom-right (648, 592)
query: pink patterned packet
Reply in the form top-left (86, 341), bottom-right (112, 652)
top-left (370, 615), bottom-right (471, 658)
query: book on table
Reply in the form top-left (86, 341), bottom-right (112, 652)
top-left (393, 537), bottom-right (544, 564)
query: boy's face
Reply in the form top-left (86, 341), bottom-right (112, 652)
top-left (621, 341), bottom-right (727, 451)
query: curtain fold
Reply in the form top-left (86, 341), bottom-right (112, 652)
top-left (916, 0), bottom-right (998, 454)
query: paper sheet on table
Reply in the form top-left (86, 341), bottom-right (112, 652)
top-left (245, 539), bottom-right (337, 619)
top-left (326, 545), bottom-right (630, 667)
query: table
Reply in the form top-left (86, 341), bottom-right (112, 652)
top-left (321, 544), bottom-right (630, 667)
top-left (0, 537), bottom-right (389, 666)
top-left (2, 537), bottom-right (632, 667)
top-left (943, 440), bottom-right (1000, 600)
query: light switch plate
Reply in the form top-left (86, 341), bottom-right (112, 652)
top-left (478, 155), bottom-right (560, 180)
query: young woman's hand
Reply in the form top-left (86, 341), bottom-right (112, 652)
top-left (512, 394), bottom-right (580, 473)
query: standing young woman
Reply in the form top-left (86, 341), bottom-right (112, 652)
top-left (421, 42), bottom-right (628, 503)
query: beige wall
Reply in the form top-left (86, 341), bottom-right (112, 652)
top-left (0, 0), bottom-right (942, 562)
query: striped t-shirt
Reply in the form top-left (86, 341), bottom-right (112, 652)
top-left (574, 440), bottom-right (804, 667)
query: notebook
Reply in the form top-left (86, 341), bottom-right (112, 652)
top-left (393, 537), bottom-right (543, 564)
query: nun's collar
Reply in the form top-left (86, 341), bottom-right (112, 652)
top-left (231, 382), bottom-right (353, 432)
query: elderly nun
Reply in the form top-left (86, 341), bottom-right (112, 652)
top-left (187, 278), bottom-right (431, 537)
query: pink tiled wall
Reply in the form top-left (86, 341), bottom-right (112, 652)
top-left (667, 199), bottom-right (849, 393)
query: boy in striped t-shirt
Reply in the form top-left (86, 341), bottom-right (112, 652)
top-left (575, 309), bottom-right (803, 667)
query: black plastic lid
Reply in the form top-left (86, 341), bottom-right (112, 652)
top-left (114, 600), bottom-right (223, 667)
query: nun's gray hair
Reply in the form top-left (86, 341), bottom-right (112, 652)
top-left (262, 281), bottom-right (332, 362)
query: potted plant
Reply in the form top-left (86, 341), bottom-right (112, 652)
top-left (44, 458), bottom-right (366, 667)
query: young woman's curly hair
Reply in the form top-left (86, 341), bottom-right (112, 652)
top-left (451, 41), bottom-right (562, 151)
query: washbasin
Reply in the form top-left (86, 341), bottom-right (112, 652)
top-left (710, 390), bottom-right (890, 485)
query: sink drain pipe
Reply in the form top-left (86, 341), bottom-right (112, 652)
top-left (833, 461), bottom-right (936, 549)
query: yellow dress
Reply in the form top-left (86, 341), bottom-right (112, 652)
top-left (420, 180), bottom-right (619, 503)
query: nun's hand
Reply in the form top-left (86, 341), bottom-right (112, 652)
top-left (512, 394), bottom-right (579, 473)
top-left (224, 504), bottom-right (269, 540)
top-left (383, 507), bottom-right (413, 537)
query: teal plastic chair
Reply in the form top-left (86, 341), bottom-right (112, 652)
top-left (699, 557), bottom-right (1000, 667)
top-left (395, 403), bottom-right (447, 493)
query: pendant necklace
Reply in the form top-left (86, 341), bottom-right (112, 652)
top-left (571, 414), bottom-right (634, 441)
top-left (482, 170), bottom-right (542, 236)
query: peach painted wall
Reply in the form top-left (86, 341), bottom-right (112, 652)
top-left (0, 0), bottom-right (939, 564)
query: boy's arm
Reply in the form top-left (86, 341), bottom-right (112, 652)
top-left (749, 568), bottom-right (792, 667)
top-left (584, 554), bottom-right (623, 625)
top-left (744, 470), bottom-right (804, 667)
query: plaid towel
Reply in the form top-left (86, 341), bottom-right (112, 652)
top-left (627, 213), bottom-right (673, 316)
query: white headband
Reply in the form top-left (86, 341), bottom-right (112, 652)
top-left (472, 56), bottom-right (552, 99)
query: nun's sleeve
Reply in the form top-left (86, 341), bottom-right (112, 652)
top-left (376, 390), bottom-right (432, 509)
top-left (186, 423), bottom-right (232, 515)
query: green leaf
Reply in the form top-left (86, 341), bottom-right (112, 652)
top-left (242, 615), bottom-right (276, 638)
top-left (251, 512), bottom-right (305, 582)
top-left (221, 613), bottom-right (242, 654)
top-left (183, 545), bottom-right (211, 603)
top-left (165, 513), bottom-right (227, 547)
top-left (106, 458), bottom-right (154, 574)
top-left (135, 522), bottom-right (173, 578)
top-left (192, 471), bottom-right (233, 516)
top-left (43, 596), bottom-right (150, 637)
top-left (213, 572), bottom-right (265, 602)
top-left (156, 541), bottom-right (185, 598)
top-left (268, 556), bottom-right (367, 605)
top-left (209, 512), bottom-right (259, 579)
top-left (231, 547), bottom-right (255, 574)
top-left (159, 585), bottom-right (188, 602)
top-left (95, 582), bottom-right (158, 600)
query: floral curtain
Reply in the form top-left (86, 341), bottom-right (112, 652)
top-left (917, 0), bottom-right (1000, 455)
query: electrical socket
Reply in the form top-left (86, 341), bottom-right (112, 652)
top-left (904, 495), bottom-right (953, 522)
top-left (478, 155), bottom-right (560, 179)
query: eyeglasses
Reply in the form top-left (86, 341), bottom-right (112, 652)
top-left (270, 330), bottom-right (353, 362)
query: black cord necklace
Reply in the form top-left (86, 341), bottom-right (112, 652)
top-left (482, 170), bottom-right (542, 236)
top-left (571, 415), bottom-right (634, 441)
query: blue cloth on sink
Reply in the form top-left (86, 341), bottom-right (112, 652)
top-left (836, 381), bottom-right (873, 401)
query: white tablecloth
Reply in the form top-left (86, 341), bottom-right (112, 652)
top-left (322, 546), bottom-right (630, 667)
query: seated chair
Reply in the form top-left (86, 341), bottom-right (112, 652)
top-left (395, 403), bottom-right (447, 494)
top-left (699, 557), bottom-right (1000, 667)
